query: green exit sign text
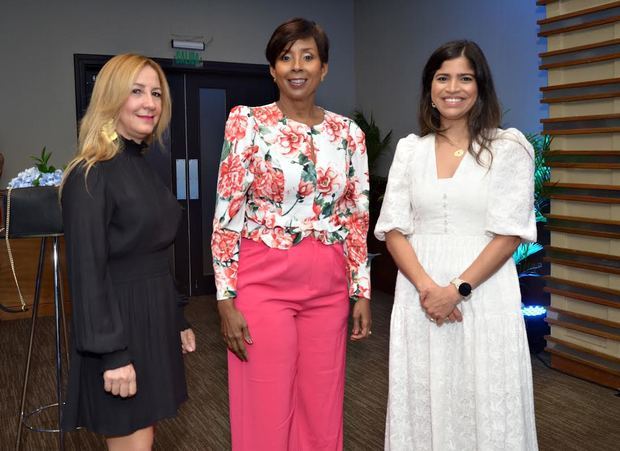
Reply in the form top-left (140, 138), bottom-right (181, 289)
top-left (174, 50), bottom-right (202, 67)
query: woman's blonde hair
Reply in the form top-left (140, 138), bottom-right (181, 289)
top-left (62, 54), bottom-right (171, 188)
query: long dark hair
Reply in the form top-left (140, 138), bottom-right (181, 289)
top-left (419, 40), bottom-right (501, 166)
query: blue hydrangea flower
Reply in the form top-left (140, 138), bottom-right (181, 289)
top-left (39, 169), bottom-right (64, 186)
top-left (7, 167), bottom-right (64, 188)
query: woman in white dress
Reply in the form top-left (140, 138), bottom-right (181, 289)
top-left (375, 40), bottom-right (538, 450)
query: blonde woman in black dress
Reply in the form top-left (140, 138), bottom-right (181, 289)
top-left (61, 54), bottom-right (195, 450)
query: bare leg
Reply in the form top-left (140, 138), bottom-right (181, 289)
top-left (106, 425), bottom-right (154, 451)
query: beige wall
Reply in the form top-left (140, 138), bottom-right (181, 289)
top-left (0, 0), bottom-right (355, 185)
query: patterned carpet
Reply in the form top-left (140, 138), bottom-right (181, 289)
top-left (0, 290), bottom-right (618, 450)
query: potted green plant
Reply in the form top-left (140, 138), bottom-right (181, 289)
top-left (352, 110), bottom-right (395, 292)
top-left (352, 110), bottom-right (393, 218)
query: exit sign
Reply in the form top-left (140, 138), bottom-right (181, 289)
top-left (174, 50), bottom-right (202, 67)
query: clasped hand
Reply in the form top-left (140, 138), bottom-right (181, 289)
top-left (419, 282), bottom-right (463, 326)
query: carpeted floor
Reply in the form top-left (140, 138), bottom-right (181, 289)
top-left (0, 290), bottom-right (618, 450)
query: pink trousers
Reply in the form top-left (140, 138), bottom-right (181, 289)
top-left (229, 238), bottom-right (349, 451)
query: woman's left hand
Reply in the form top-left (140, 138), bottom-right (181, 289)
top-left (180, 328), bottom-right (196, 353)
top-left (350, 298), bottom-right (372, 341)
top-left (420, 285), bottom-right (462, 325)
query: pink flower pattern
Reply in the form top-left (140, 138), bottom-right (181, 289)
top-left (211, 103), bottom-right (370, 301)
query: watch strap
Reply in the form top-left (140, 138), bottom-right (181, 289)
top-left (450, 278), bottom-right (472, 297)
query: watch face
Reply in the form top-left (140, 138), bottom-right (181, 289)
top-left (459, 283), bottom-right (472, 297)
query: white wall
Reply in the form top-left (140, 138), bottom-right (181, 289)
top-left (354, 0), bottom-right (547, 175)
top-left (0, 0), bottom-right (355, 184)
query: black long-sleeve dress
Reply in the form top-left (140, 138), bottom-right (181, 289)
top-left (61, 137), bottom-right (187, 435)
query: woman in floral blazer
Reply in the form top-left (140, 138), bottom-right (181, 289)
top-left (212, 17), bottom-right (371, 451)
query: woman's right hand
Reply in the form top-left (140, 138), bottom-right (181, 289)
top-left (103, 363), bottom-right (137, 398)
top-left (417, 278), bottom-right (440, 304)
top-left (217, 299), bottom-right (253, 361)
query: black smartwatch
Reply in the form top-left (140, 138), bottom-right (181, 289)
top-left (450, 278), bottom-right (472, 298)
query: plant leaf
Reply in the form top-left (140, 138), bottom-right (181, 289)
top-left (352, 110), bottom-right (392, 177)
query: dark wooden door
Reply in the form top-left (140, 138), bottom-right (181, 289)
top-left (169, 66), bottom-right (276, 295)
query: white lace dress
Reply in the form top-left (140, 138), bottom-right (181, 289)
top-left (375, 130), bottom-right (539, 451)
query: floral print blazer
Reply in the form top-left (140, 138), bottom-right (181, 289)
top-left (212, 103), bottom-right (370, 302)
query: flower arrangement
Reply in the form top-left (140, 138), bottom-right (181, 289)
top-left (7, 147), bottom-right (64, 188)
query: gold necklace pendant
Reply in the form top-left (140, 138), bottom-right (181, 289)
top-left (453, 149), bottom-right (465, 157)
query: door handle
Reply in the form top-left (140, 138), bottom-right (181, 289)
top-left (176, 159), bottom-right (187, 200)
top-left (189, 159), bottom-right (199, 200)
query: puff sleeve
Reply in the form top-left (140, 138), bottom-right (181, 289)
top-left (485, 128), bottom-right (537, 243)
top-left (374, 135), bottom-right (417, 241)
top-left (62, 164), bottom-right (131, 372)
top-left (211, 105), bottom-right (256, 300)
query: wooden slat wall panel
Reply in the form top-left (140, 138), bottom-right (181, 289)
top-left (546, 151), bottom-right (620, 169)
top-left (538, 1), bottom-right (620, 25)
top-left (546, 335), bottom-right (620, 363)
top-left (540, 50), bottom-right (620, 70)
top-left (539, 38), bottom-right (620, 57)
top-left (546, 214), bottom-right (620, 238)
top-left (539, 16), bottom-right (620, 38)
top-left (541, 77), bottom-right (620, 104)
top-left (541, 113), bottom-right (620, 133)
top-left (544, 245), bottom-right (620, 274)
top-left (542, 77), bottom-right (620, 90)
top-left (544, 182), bottom-right (620, 203)
top-left (544, 0), bottom-right (619, 19)
top-left (547, 305), bottom-right (620, 328)
top-left (545, 350), bottom-right (620, 388)
top-left (542, 91), bottom-right (620, 103)
top-left (537, 2), bottom-right (620, 37)
top-left (540, 0), bottom-right (620, 388)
